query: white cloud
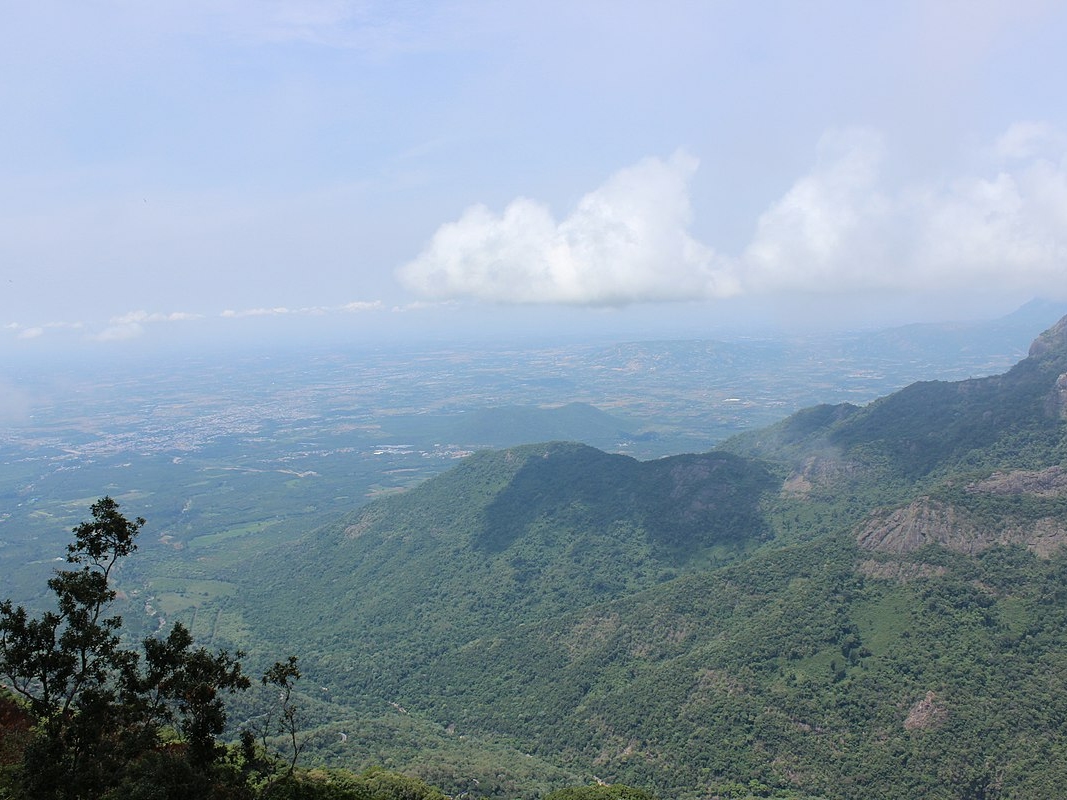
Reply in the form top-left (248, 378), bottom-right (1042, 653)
top-left (994, 122), bottom-right (1066, 161)
top-left (742, 129), bottom-right (893, 292)
top-left (740, 125), bottom-right (1067, 297)
top-left (94, 323), bottom-right (144, 342)
top-left (111, 310), bottom-right (202, 324)
top-left (221, 301), bottom-right (381, 318)
top-left (88, 310), bottom-right (201, 342)
top-left (221, 307), bottom-right (292, 318)
top-left (398, 151), bottom-right (739, 306)
top-left (390, 300), bottom-right (453, 313)
top-left (915, 161), bottom-right (1067, 286)
top-left (3, 321), bottom-right (81, 340)
top-left (340, 300), bottom-right (384, 312)
top-left (399, 127), bottom-right (1067, 309)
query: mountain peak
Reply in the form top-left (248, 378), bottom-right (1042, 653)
top-left (1028, 314), bottom-right (1067, 359)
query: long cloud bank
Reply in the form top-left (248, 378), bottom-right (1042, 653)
top-left (399, 124), bottom-right (1067, 306)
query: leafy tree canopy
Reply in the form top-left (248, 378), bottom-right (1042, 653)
top-left (0, 497), bottom-right (251, 798)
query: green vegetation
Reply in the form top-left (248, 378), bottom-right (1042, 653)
top-left (544, 785), bottom-right (655, 800)
top-left (205, 317), bottom-right (1067, 798)
top-left (0, 499), bottom-right (556, 800)
top-left (0, 498), bottom-right (252, 798)
top-left (6, 315), bottom-right (1067, 798)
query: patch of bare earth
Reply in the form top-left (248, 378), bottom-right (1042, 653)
top-left (904, 691), bottom-right (947, 731)
top-left (781, 472), bottom-right (814, 498)
top-left (857, 559), bottom-right (947, 583)
top-left (782, 455), bottom-right (860, 498)
top-left (343, 507), bottom-right (385, 539)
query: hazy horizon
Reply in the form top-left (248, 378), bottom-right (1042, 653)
top-left (3, 2), bottom-right (1067, 353)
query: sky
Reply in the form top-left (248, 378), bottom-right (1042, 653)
top-left (3, 0), bottom-right (1067, 352)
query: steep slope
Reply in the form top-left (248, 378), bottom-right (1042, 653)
top-left (379, 534), bottom-right (1067, 799)
top-left (722, 316), bottom-right (1067, 561)
top-left (724, 314), bottom-right (1067, 486)
top-left (227, 316), bottom-right (1067, 799)
top-left (834, 319), bottom-right (1067, 477)
top-left (242, 442), bottom-right (776, 694)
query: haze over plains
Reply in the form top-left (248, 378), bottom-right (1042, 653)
top-left (3, 1), bottom-right (1067, 350)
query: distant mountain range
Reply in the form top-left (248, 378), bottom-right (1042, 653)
top-left (232, 312), bottom-right (1067, 799)
top-left (831, 297), bottom-right (1067, 366)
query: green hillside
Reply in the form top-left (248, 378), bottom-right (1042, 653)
top-left (723, 315), bottom-right (1067, 484)
top-left (242, 443), bottom-right (777, 682)
top-left (205, 316), bottom-right (1067, 797)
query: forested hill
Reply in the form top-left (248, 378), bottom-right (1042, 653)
top-left (232, 315), bottom-right (1067, 799)
top-left (722, 313), bottom-right (1067, 484)
top-left (244, 442), bottom-right (778, 670)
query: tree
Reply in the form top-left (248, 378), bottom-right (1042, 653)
top-left (258, 656), bottom-right (306, 779)
top-left (0, 497), bottom-right (251, 799)
top-left (139, 621), bottom-right (250, 766)
top-left (0, 496), bottom-right (141, 720)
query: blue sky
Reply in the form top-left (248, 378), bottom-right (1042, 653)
top-left (3, 0), bottom-right (1067, 349)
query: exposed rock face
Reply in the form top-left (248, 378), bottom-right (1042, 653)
top-left (666, 457), bottom-right (727, 522)
top-left (856, 499), bottom-right (984, 554)
top-left (1028, 314), bottom-right (1067, 359)
top-left (1011, 518), bottom-right (1067, 558)
top-left (781, 453), bottom-right (859, 497)
top-left (1024, 315), bottom-right (1067, 418)
top-left (967, 466), bottom-right (1067, 497)
top-left (856, 481), bottom-right (1067, 557)
top-left (1048, 372), bottom-right (1067, 419)
top-left (855, 319), bottom-right (1067, 555)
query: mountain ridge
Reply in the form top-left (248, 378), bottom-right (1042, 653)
top-left (227, 313), bottom-right (1067, 798)
top-left (721, 313), bottom-right (1067, 490)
